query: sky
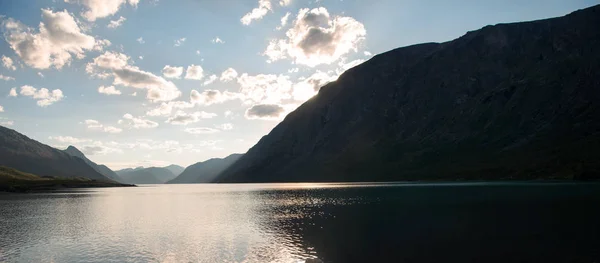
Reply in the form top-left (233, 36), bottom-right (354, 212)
top-left (0, 0), bottom-right (596, 170)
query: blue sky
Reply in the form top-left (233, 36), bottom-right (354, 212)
top-left (0, 0), bottom-right (596, 169)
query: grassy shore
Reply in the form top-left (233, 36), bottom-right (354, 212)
top-left (0, 166), bottom-right (134, 193)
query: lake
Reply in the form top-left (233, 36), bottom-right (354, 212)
top-left (1, 182), bottom-right (600, 263)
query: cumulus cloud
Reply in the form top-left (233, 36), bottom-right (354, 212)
top-left (65, 0), bottom-right (139, 21)
top-left (107, 16), bottom-right (126, 28)
top-left (264, 7), bottom-right (366, 67)
top-left (48, 136), bottom-right (90, 144)
top-left (216, 123), bottom-right (233, 130)
top-left (86, 51), bottom-right (181, 102)
top-left (220, 68), bottom-right (238, 82)
top-left (184, 64), bottom-right (204, 80)
top-left (166, 110), bottom-right (217, 125)
top-left (292, 70), bottom-right (337, 100)
top-left (2, 9), bottom-right (98, 69)
top-left (136, 37), bottom-right (144, 44)
top-left (83, 119), bottom-right (123, 133)
top-left (0, 105), bottom-right (3, 112)
top-left (212, 37), bottom-right (224, 44)
top-left (146, 100), bottom-right (194, 116)
top-left (19, 85), bottom-right (64, 107)
top-left (203, 74), bottom-right (217, 86)
top-left (279, 0), bottom-right (292, 6)
top-left (190, 89), bottom-right (241, 106)
top-left (162, 65), bottom-right (183, 79)
top-left (2, 56), bottom-right (16, 70)
top-left (118, 113), bottom-right (159, 129)
top-left (174, 37), bottom-right (186, 47)
top-left (241, 0), bottom-right (272, 25)
top-left (98, 85), bottom-right (121, 95)
top-left (184, 127), bottom-right (220, 134)
top-left (0, 74), bottom-right (14, 81)
top-left (8, 88), bottom-right (17, 97)
top-left (245, 104), bottom-right (286, 120)
top-left (277, 12), bottom-right (291, 30)
top-left (237, 73), bottom-right (293, 104)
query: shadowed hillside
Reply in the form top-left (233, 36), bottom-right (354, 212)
top-left (168, 154), bottom-right (243, 184)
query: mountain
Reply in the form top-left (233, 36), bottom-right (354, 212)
top-left (0, 126), bottom-right (112, 181)
top-left (216, 5), bottom-right (600, 183)
top-left (115, 166), bottom-right (145, 175)
top-left (168, 154), bottom-right (243, 184)
top-left (119, 167), bottom-right (178, 184)
top-left (163, 164), bottom-right (185, 177)
top-left (64, 146), bottom-right (122, 182)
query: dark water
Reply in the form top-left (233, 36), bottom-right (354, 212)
top-left (1, 183), bottom-right (600, 263)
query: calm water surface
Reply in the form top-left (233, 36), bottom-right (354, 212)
top-left (1, 182), bottom-right (600, 263)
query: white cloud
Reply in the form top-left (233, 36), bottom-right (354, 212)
top-left (216, 123), bottom-right (233, 130)
top-left (237, 73), bottom-right (293, 104)
top-left (84, 119), bottom-right (103, 129)
top-left (241, 0), bottom-right (272, 25)
top-left (38, 72), bottom-right (45, 78)
top-left (220, 68), bottom-right (238, 82)
top-left (136, 37), bottom-right (145, 44)
top-left (195, 50), bottom-right (200, 55)
top-left (48, 136), bottom-right (90, 144)
top-left (162, 65), bottom-right (184, 79)
top-left (19, 85), bottom-right (64, 107)
top-left (0, 105), bottom-right (3, 112)
top-left (8, 88), bottom-right (17, 97)
top-left (287, 67), bottom-right (299, 73)
top-left (364, 51), bottom-right (372, 56)
top-left (2, 56), bottom-right (16, 70)
top-left (65, 0), bottom-right (139, 21)
top-left (212, 37), bottom-right (224, 44)
top-left (166, 110), bottom-right (217, 125)
top-left (190, 89), bottom-right (241, 106)
top-left (292, 70), bottom-right (337, 101)
top-left (98, 85), bottom-right (122, 95)
top-left (2, 9), bottom-right (97, 69)
top-left (174, 37), bottom-right (186, 47)
top-left (245, 103), bottom-right (286, 120)
top-left (276, 12), bottom-right (291, 30)
top-left (184, 127), bottom-right (220, 134)
top-left (264, 7), bottom-right (366, 67)
top-left (279, 0), bottom-right (292, 6)
top-left (224, 110), bottom-right (234, 118)
top-left (86, 51), bottom-right (181, 102)
top-left (203, 74), bottom-right (217, 86)
top-left (92, 39), bottom-right (112, 51)
top-left (131, 92), bottom-right (137, 96)
top-left (184, 64), bottom-right (204, 80)
top-left (0, 120), bottom-right (14, 126)
top-left (338, 58), bottom-right (365, 72)
top-left (103, 126), bottom-right (123, 133)
top-left (118, 113), bottom-right (159, 129)
top-left (107, 16), bottom-right (126, 28)
top-left (146, 100), bottom-right (194, 116)
top-left (0, 74), bottom-right (14, 81)
top-left (138, 56), bottom-right (143, 60)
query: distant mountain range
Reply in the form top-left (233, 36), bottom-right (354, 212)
top-left (168, 154), bottom-right (242, 184)
top-left (118, 165), bottom-right (184, 184)
top-left (215, 5), bottom-right (600, 182)
top-left (0, 126), bottom-right (110, 181)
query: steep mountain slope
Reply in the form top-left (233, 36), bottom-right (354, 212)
top-left (163, 164), bottom-right (185, 177)
top-left (0, 126), bottom-right (111, 181)
top-left (119, 167), bottom-right (177, 184)
top-left (216, 5), bottom-right (600, 183)
top-left (168, 154), bottom-right (243, 184)
top-left (64, 146), bottom-right (122, 182)
top-left (115, 166), bottom-right (144, 176)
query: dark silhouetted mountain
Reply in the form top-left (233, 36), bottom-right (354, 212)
top-left (0, 126), bottom-right (112, 181)
top-left (163, 164), bottom-right (185, 177)
top-left (216, 5), bottom-right (600, 183)
top-left (119, 167), bottom-right (177, 184)
top-left (64, 145), bottom-right (122, 182)
top-left (168, 154), bottom-right (243, 184)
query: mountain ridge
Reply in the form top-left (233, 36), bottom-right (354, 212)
top-left (168, 154), bottom-right (243, 184)
top-left (64, 145), bottom-right (122, 182)
top-left (215, 5), bottom-right (600, 183)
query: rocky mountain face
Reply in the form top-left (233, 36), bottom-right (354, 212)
top-left (168, 154), bottom-right (243, 184)
top-left (64, 146), bottom-right (122, 182)
top-left (119, 167), bottom-right (178, 184)
top-left (216, 5), bottom-right (600, 183)
top-left (0, 126), bottom-right (111, 181)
